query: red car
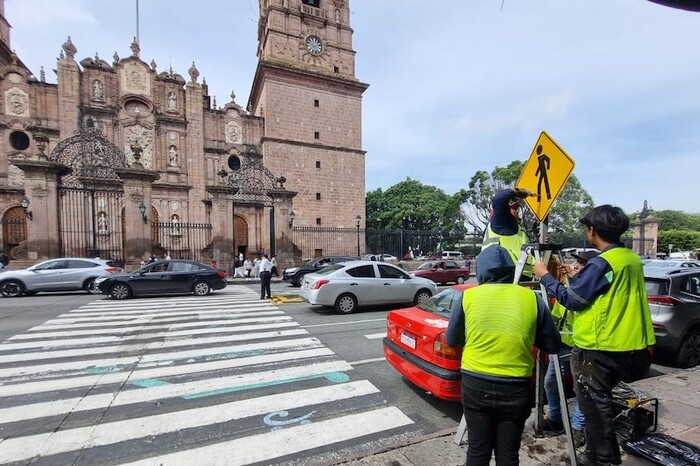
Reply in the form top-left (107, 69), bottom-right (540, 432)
top-left (383, 284), bottom-right (474, 402)
top-left (410, 260), bottom-right (471, 285)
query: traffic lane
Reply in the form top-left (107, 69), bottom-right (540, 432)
top-left (0, 292), bottom-right (100, 340)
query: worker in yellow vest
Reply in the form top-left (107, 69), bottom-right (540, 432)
top-left (446, 245), bottom-right (560, 465)
top-left (533, 205), bottom-right (655, 466)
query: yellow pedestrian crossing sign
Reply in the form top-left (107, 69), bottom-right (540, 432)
top-left (516, 131), bottom-right (575, 222)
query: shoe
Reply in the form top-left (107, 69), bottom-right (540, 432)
top-left (267, 296), bottom-right (272, 299)
top-left (540, 418), bottom-right (565, 436)
top-left (260, 297), bottom-right (265, 300)
top-left (572, 429), bottom-right (586, 448)
top-left (575, 449), bottom-right (621, 466)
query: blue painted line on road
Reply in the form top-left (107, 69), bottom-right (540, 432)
top-left (182, 371), bottom-right (350, 400)
top-left (128, 378), bottom-right (171, 388)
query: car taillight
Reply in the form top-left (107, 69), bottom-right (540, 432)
top-left (217, 270), bottom-right (226, 278)
top-left (434, 332), bottom-right (462, 360)
top-left (652, 323), bottom-right (666, 330)
top-left (311, 279), bottom-right (329, 290)
top-left (647, 295), bottom-right (681, 306)
top-left (105, 267), bottom-right (120, 273)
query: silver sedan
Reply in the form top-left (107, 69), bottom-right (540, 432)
top-left (300, 260), bottom-right (438, 314)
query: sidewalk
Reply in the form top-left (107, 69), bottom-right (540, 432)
top-left (333, 367), bottom-right (700, 465)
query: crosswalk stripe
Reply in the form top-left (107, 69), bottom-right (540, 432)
top-left (365, 332), bottom-right (386, 339)
top-left (0, 321), bottom-right (301, 351)
top-left (11, 315), bottom-right (293, 340)
top-left (0, 360), bottom-right (354, 424)
top-left (28, 310), bottom-right (285, 331)
top-left (0, 347), bottom-right (335, 397)
top-left (64, 302), bottom-right (276, 316)
top-left (0, 381), bottom-right (380, 464)
top-left (0, 329), bottom-right (309, 364)
top-left (41, 307), bottom-right (274, 324)
top-left (0, 337), bottom-right (323, 380)
top-left (120, 407), bottom-right (414, 466)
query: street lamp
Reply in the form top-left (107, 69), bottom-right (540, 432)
top-left (20, 196), bottom-right (33, 221)
top-left (355, 214), bottom-right (362, 257)
top-left (138, 201), bottom-right (147, 224)
top-left (288, 210), bottom-right (296, 229)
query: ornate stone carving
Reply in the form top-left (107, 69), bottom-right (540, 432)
top-left (121, 62), bottom-right (150, 95)
top-left (7, 164), bottom-right (24, 186)
top-left (225, 121), bottom-right (242, 144)
top-left (168, 145), bottom-right (179, 166)
top-left (167, 91), bottom-right (177, 112)
top-left (124, 126), bottom-right (153, 169)
top-left (7, 72), bottom-right (22, 84)
top-left (5, 87), bottom-right (30, 117)
top-left (92, 79), bottom-right (104, 101)
top-left (188, 62), bottom-right (199, 83)
top-left (62, 36), bottom-right (77, 59)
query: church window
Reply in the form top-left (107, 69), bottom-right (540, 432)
top-left (302, 0), bottom-right (320, 7)
top-left (316, 192), bottom-right (321, 200)
top-left (316, 217), bottom-right (322, 225)
top-left (314, 131), bottom-right (320, 139)
top-left (314, 99), bottom-right (319, 107)
top-left (334, 66), bottom-right (339, 73)
top-left (316, 161), bottom-right (321, 168)
top-left (9, 131), bottom-right (30, 151)
top-left (228, 155), bottom-right (241, 171)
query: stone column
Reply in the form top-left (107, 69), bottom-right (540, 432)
top-left (115, 167), bottom-right (159, 267)
top-left (205, 184), bottom-right (238, 263)
top-left (9, 158), bottom-right (71, 260)
top-left (269, 188), bottom-right (297, 270)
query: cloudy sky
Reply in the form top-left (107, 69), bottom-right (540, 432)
top-left (7, 0), bottom-right (699, 215)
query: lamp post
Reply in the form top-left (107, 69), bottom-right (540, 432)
top-left (355, 214), bottom-right (361, 257)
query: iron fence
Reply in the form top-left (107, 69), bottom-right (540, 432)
top-left (152, 221), bottom-right (213, 263)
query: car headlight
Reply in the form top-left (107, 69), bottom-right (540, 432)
top-left (285, 267), bottom-right (299, 274)
top-left (95, 277), bottom-right (108, 284)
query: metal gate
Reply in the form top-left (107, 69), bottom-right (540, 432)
top-left (58, 186), bottom-right (124, 263)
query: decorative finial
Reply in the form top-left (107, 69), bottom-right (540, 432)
top-left (130, 37), bottom-right (140, 57)
top-left (188, 61), bottom-right (199, 83)
top-left (202, 77), bottom-right (207, 85)
top-left (113, 51), bottom-right (120, 64)
top-left (39, 66), bottom-right (46, 83)
top-left (168, 65), bottom-right (174, 77)
top-left (230, 90), bottom-right (236, 102)
top-left (62, 36), bottom-right (77, 59)
top-left (94, 52), bottom-right (99, 61)
top-left (212, 96), bottom-right (217, 109)
top-left (59, 49), bottom-right (65, 60)
top-left (150, 59), bottom-right (157, 71)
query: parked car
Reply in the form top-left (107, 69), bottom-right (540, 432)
top-left (645, 269), bottom-right (700, 368)
top-left (362, 254), bottom-right (398, 262)
top-left (642, 259), bottom-right (700, 269)
top-left (410, 260), bottom-right (470, 285)
top-left (95, 259), bottom-right (227, 300)
top-left (300, 260), bottom-right (437, 314)
top-left (383, 284), bottom-right (473, 402)
top-left (0, 258), bottom-right (122, 298)
top-left (441, 251), bottom-right (464, 260)
top-left (282, 256), bottom-right (357, 287)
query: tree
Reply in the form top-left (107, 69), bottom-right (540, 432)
top-left (365, 178), bottom-right (468, 238)
top-left (463, 160), bottom-right (595, 241)
top-left (657, 230), bottom-right (700, 253)
top-left (654, 210), bottom-right (700, 232)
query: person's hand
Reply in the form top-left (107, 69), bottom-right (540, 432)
top-left (533, 259), bottom-right (550, 278)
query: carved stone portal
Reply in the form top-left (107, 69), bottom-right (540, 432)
top-left (124, 126), bottom-right (153, 169)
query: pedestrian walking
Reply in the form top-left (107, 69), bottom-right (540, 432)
top-left (271, 254), bottom-right (279, 277)
top-left (534, 204), bottom-right (655, 466)
top-left (253, 256), bottom-right (261, 279)
top-left (259, 253), bottom-right (273, 299)
top-left (244, 257), bottom-right (252, 279)
top-left (446, 245), bottom-right (560, 466)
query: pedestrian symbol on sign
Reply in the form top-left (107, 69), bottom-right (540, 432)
top-left (535, 145), bottom-right (551, 203)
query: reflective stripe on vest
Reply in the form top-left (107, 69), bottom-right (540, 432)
top-left (572, 247), bottom-right (656, 351)
top-left (461, 284), bottom-right (538, 378)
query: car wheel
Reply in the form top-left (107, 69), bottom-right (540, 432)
top-left (193, 281), bottom-right (211, 296)
top-left (335, 293), bottom-right (358, 314)
top-left (110, 283), bottom-right (131, 300)
top-left (85, 278), bottom-right (101, 295)
top-left (293, 273), bottom-right (307, 288)
top-left (0, 280), bottom-right (24, 298)
top-left (677, 329), bottom-right (700, 368)
top-left (456, 276), bottom-right (466, 284)
top-left (413, 289), bottom-right (432, 305)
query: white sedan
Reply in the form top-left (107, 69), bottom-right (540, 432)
top-left (300, 260), bottom-right (438, 314)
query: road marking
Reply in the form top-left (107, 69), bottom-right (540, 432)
top-left (0, 329), bottom-right (309, 364)
top-left (121, 407), bottom-right (413, 466)
top-left (42, 306), bottom-right (275, 324)
top-left (303, 318), bottom-right (386, 328)
top-left (349, 357), bottom-right (387, 366)
top-left (364, 332), bottom-right (386, 339)
top-left (0, 360), bottom-right (354, 424)
top-left (0, 348), bottom-right (335, 397)
top-left (66, 302), bottom-right (275, 316)
top-left (0, 381), bottom-right (379, 464)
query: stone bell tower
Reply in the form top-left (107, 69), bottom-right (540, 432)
top-left (248, 0), bottom-right (369, 231)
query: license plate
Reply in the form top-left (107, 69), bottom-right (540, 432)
top-left (400, 332), bottom-right (416, 349)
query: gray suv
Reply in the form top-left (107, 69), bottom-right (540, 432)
top-left (283, 256), bottom-right (357, 287)
top-left (645, 269), bottom-right (700, 368)
top-left (0, 258), bottom-right (122, 297)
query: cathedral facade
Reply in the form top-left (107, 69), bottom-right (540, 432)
top-left (0, 0), bottom-right (368, 269)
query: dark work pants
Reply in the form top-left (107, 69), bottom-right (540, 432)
top-left (570, 348), bottom-right (649, 465)
top-left (461, 373), bottom-right (532, 466)
top-left (260, 271), bottom-right (271, 298)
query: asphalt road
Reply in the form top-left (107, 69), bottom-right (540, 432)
top-left (0, 281), bottom-right (678, 465)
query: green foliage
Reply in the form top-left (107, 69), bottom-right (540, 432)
top-left (463, 160), bottom-right (595, 238)
top-left (365, 178), bottom-right (469, 243)
top-left (657, 230), bottom-right (700, 253)
top-left (654, 210), bottom-right (700, 232)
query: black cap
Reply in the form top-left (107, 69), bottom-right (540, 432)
top-left (573, 251), bottom-right (599, 263)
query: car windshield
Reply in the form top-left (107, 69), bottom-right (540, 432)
top-left (416, 262), bottom-right (435, 271)
top-left (315, 264), bottom-right (345, 275)
top-left (644, 260), bottom-right (685, 267)
top-left (417, 288), bottom-right (463, 317)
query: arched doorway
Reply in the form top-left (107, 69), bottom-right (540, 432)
top-left (1, 206), bottom-right (27, 259)
top-left (233, 215), bottom-right (248, 257)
